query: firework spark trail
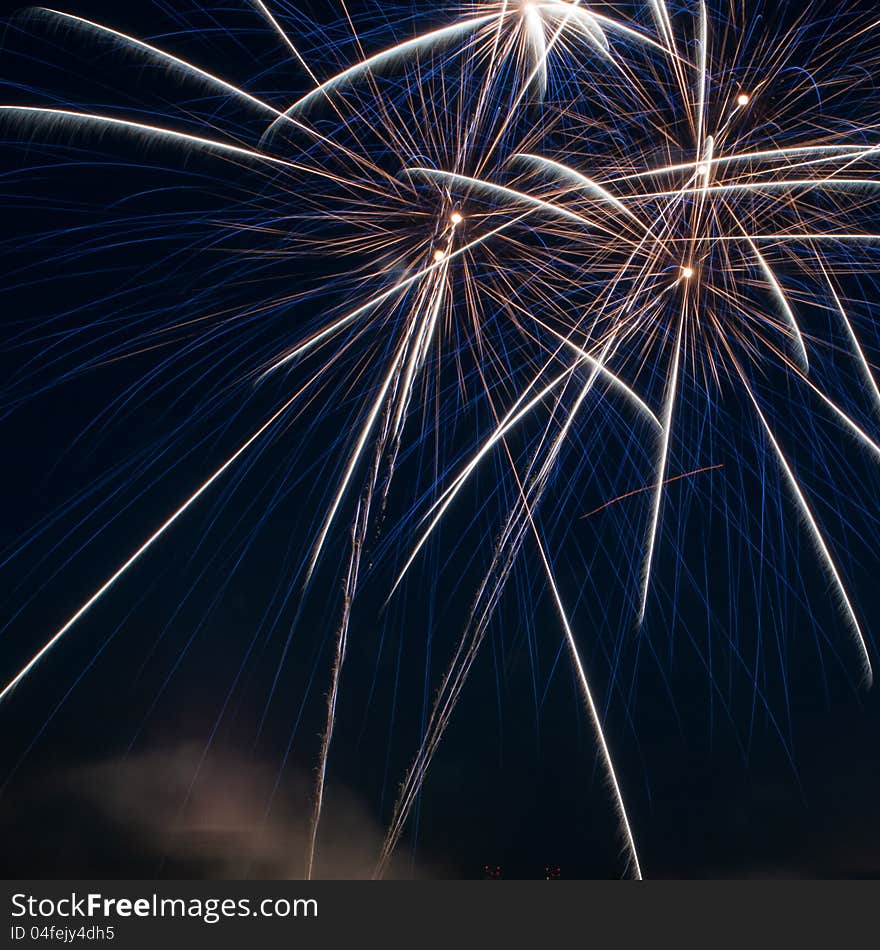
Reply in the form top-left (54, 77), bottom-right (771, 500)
top-left (0, 106), bottom-right (310, 170)
top-left (306, 495), bottom-right (368, 880)
top-left (636, 284), bottom-right (684, 627)
top-left (601, 144), bottom-right (880, 186)
top-left (5, 0), bottom-right (880, 882)
top-left (248, 0), bottom-right (321, 83)
top-left (814, 255), bottom-right (880, 420)
top-left (377, 326), bottom-right (655, 876)
top-left (305, 250), bottom-right (451, 877)
top-left (529, 519), bottom-right (642, 879)
top-left (514, 153), bottom-right (652, 233)
top-left (579, 463), bottom-right (724, 520)
top-left (0, 379), bottom-right (315, 705)
top-left (407, 166), bottom-right (647, 243)
top-left (737, 228), bottom-right (809, 371)
top-left (737, 367), bottom-right (873, 685)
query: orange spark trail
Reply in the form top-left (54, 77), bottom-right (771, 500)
top-left (579, 463), bottom-right (724, 520)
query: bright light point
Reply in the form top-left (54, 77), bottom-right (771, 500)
top-left (433, 249), bottom-right (446, 262)
top-left (450, 211), bottom-right (463, 225)
top-left (682, 266), bottom-right (694, 279)
top-left (737, 93), bottom-right (750, 107)
top-left (696, 164), bottom-right (707, 176)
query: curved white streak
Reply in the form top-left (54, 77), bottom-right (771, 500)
top-left (696, 1), bottom-right (708, 155)
top-left (647, 0), bottom-right (676, 57)
top-left (816, 257), bottom-right (880, 419)
top-left (743, 386), bottom-right (873, 685)
top-left (666, 233), bottom-right (880, 243)
top-left (603, 144), bottom-right (880, 186)
top-left (514, 152), bottom-right (649, 231)
top-left (591, 10), bottom-right (684, 59)
top-left (36, 9), bottom-right (284, 118)
top-left (34, 9), bottom-right (368, 164)
top-left (801, 377), bottom-right (880, 462)
top-left (602, 179), bottom-right (880, 203)
top-left (263, 14), bottom-right (496, 133)
top-left (0, 106), bottom-right (303, 169)
top-left (741, 233), bottom-right (809, 372)
top-left (528, 316), bottom-right (661, 427)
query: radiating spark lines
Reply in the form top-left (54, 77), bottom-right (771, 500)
top-left (2, 0), bottom-right (880, 881)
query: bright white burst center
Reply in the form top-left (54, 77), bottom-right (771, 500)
top-left (450, 211), bottom-right (463, 225)
top-left (682, 265), bottom-right (694, 279)
top-left (737, 92), bottom-right (750, 106)
top-left (433, 249), bottom-right (446, 262)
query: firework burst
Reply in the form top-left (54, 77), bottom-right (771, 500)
top-left (2, 0), bottom-right (880, 879)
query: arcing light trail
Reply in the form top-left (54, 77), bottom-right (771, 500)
top-left (579, 464), bottom-right (724, 520)
top-left (2, 0), bottom-right (880, 880)
top-left (0, 382), bottom-right (310, 706)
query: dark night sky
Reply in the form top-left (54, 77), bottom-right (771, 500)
top-left (3, 0), bottom-right (880, 880)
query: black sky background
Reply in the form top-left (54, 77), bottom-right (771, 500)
top-left (3, 0), bottom-right (880, 880)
